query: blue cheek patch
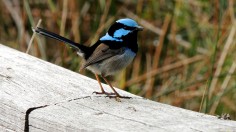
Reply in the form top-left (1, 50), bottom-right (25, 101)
top-left (100, 33), bottom-right (122, 42)
top-left (113, 29), bottom-right (130, 38)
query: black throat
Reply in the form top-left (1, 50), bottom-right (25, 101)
top-left (122, 30), bottom-right (138, 53)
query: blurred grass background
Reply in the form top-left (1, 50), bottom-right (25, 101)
top-left (0, 0), bottom-right (236, 120)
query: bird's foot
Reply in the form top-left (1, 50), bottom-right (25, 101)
top-left (93, 91), bottom-right (131, 102)
top-left (106, 95), bottom-right (132, 100)
top-left (93, 91), bottom-right (116, 95)
top-left (106, 95), bottom-right (132, 99)
top-left (106, 95), bottom-right (132, 102)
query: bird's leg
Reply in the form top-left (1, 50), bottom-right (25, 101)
top-left (101, 75), bottom-right (131, 99)
top-left (93, 74), bottom-right (115, 95)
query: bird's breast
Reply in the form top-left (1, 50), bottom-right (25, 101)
top-left (86, 48), bottom-right (136, 76)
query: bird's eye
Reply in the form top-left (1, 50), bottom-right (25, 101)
top-left (123, 26), bottom-right (128, 30)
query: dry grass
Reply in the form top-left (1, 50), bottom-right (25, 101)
top-left (1, 0), bottom-right (236, 120)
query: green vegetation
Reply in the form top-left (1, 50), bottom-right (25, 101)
top-left (1, 0), bottom-right (235, 120)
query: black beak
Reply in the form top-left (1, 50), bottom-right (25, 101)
top-left (136, 26), bottom-right (144, 31)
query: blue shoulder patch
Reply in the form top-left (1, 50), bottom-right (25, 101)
top-left (100, 33), bottom-right (122, 42)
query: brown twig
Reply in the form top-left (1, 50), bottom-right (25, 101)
top-left (90, 0), bottom-right (112, 44)
top-left (210, 51), bottom-right (236, 114)
top-left (145, 14), bottom-right (171, 98)
top-left (125, 55), bottom-right (205, 87)
top-left (199, 81), bottom-right (208, 112)
top-left (71, 0), bottom-right (81, 43)
top-left (208, 21), bottom-right (236, 99)
top-left (26, 19), bottom-right (42, 54)
top-left (2, 0), bottom-right (24, 48)
top-left (60, 0), bottom-right (68, 36)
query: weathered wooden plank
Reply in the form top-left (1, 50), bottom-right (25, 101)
top-left (29, 97), bottom-right (236, 132)
top-left (0, 44), bottom-right (236, 132)
top-left (0, 44), bottom-right (137, 131)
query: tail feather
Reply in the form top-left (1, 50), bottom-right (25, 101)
top-left (33, 27), bottom-right (88, 53)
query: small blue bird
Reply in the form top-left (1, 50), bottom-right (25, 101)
top-left (34, 18), bottom-right (143, 99)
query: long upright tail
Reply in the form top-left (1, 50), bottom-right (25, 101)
top-left (33, 27), bottom-right (88, 52)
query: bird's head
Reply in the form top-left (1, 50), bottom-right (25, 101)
top-left (100, 18), bottom-right (143, 42)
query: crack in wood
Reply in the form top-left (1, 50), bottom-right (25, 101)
top-left (23, 96), bottom-right (155, 131)
top-left (28, 124), bottom-right (47, 131)
top-left (24, 96), bottom-right (94, 131)
top-left (66, 96), bottom-right (92, 102)
top-left (0, 74), bottom-right (11, 79)
top-left (24, 105), bottom-right (48, 132)
top-left (190, 127), bottom-right (204, 132)
top-left (76, 102), bottom-right (165, 129)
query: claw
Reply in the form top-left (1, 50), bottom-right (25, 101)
top-left (105, 95), bottom-right (132, 99)
top-left (106, 95), bottom-right (132, 102)
top-left (93, 91), bottom-right (116, 95)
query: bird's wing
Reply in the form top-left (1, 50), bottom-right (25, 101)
top-left (80, 43), bottom-right (124, 70)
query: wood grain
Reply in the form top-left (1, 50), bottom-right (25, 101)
top-left (0, 44), bottom-right (236, 132)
